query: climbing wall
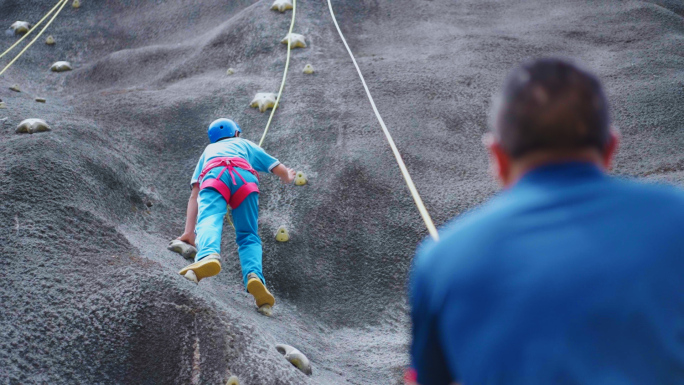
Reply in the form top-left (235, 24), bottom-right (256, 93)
top-left (1, 0), bottom-right (682, 384)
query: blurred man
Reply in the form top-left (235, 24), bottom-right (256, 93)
top-left (409, 58), bottom-right (684, 385)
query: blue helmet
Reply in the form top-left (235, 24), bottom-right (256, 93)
top-left (207, 118), bottom-right (242, 143)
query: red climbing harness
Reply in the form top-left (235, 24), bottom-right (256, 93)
top-left (199, 157), bottom-right (260, 209)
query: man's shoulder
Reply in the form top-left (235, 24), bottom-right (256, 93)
top-left (611, 177), bottom-right (684, 214)
top-left (414, 194), bottom-right (513, 273)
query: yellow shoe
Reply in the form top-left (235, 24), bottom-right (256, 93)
top-left (247, 273), bottom-right (275, 307)
top-left (178, 254), bottom-right (221, 282)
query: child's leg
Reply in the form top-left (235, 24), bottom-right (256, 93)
top-left (231, 192), bottom-right (264, 288)
top-left (195, 187), bottom-right (227, 262)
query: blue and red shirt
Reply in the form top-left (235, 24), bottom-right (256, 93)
top-left (410, 162), bottom-right (684, 385)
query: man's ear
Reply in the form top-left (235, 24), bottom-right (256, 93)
top-left (483, 133), bottom-right (512, 187)
top-left (602, 129), bottom-right (620, 171)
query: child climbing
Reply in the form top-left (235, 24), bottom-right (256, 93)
top-left (177, 118), bottom-right (296, 311)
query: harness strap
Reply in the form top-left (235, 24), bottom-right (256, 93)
top-left (199, 157), bottom-right (260, 209)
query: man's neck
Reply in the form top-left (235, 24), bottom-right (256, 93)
top-left (506, 149), bottom-right (605, 187)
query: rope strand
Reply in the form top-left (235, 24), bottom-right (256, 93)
top-left (258, 0), bottom-right (297, 148)
top-left (326, 0), bottom-right (439, 241)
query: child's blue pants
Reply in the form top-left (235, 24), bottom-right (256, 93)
top-left (195, 167), bottom-right (265, 288)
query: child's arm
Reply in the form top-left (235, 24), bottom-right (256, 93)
top-left (272, 164), bottom-right (296, 184)
top-left (178, 184), bottom-right (200, 246)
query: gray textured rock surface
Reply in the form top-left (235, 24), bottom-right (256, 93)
top-left (0, 0), bottom-right (682, 384)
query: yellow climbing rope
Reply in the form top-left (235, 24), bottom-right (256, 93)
top-left (0, 0), bottom-right (65, 61)
top-left (326, 0), bottom-right (440, 241)
top-left (0, 0), bottom-right (69, 76)
top-left (257, 0), bottom-right (297, 148)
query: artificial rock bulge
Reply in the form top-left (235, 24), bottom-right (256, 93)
top-left (10, 21), bottom-right (31, 35)
top-left (250, 92), bottom-right (278, 112)
top-left (271, 0), bottom-right (293, 13)
top-left (281, 33), bottom-right (307, 49)
top-left (50, 61), bottom-right (72, 72)
top-left (16, 118), bottom-right (51, 134)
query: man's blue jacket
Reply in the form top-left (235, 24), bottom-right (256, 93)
top-left (410, 162), bottom-right (684, 385)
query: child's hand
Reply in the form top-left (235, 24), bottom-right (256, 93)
top-left (281, 167), bottom-right (296, 184)
top-left (178, 232), bottom-right (196, 246)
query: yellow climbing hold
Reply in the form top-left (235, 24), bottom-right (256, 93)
top-left (16, 119), bottom-right (51, 134)
top-left (281, 33), bottom-right (307, 49)
top-left (271, 0), bottom-right (293, 13)
top-left (302, 64), bottom-right (314, 74)
top-left (226, 67), bottom-right (236, 75)
top-left (72, 0), bottom-right (81, 8)
top-left (10, 21), bottom-right (31, 35)
top-left (0, 102), bottom-right (6, 109)
top-left (9, 85), bottom-right (20, 92)
top-left (294, 171), bottom-right (307, 186)
top-left (46, 35), bottom-right (55, 45)
top-left (226, 376), bottom-right (240, 385)
top-left (35, 97), bottom-right (46, 103)
top-left (50, 61), bottom-right (72, 72)
top-left (250, 93), bottom-right (277, 113)
top-left (275, 226), bottom-right (289, 242)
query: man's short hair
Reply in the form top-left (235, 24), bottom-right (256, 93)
top-left (493, 58), bottom-right (611, 159)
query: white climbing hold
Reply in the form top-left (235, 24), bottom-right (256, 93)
top-left (275, 226), bottom-right (289, 242)
top-left (35, 97), bottom-right (46, 103)
top-left (226, 68), bottom-right (236, 75)
top-left (0, 102), bottom-right (6, 109)
top-left (257, 304), bottom-right (273, 317)
top-left (9, 84), bottom-right (20, 92)
top-left (72, 0), bottom-right (81, 8)
top-left (46, 35), bottom-right (55, 45)
top-left (226, 375), bottom-right (240, 385)
top-left (50, 61), bottom-right (73, 72)
top-left (276, 344), bottom-right (312, 375)
top-left (302, 64), bottom-right (314, 74)
top-left (271, 0), bottom-right (293, 13)
top-left (183, 270), bottom-right (199, 284)
top-left (16, 119), bottom-right (51, 134)
top-left (281, 33), bottom-right (307, 49)
top-left (250, 93), bottom-right (277, 113)
top-left (168, 239), bottom-right (197, 260)
top-left (294, 171), bottom-right (307, 186)
top-left (10, 21), bottom-right (31, 35)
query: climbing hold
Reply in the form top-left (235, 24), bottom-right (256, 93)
top-left (257, 304), bottom-right (273, 317)
top-left (275, 226), bottom-right (289, 242)
top-left (16, 119), bottom-right (50, 134)
top-left (0, 102), bottom-right (6, 109)
top-left (226, 68), bottom-right (236, 75)
top-left (250, 93), bottom-right (277, 113)
top-left (72, 0), bottom-right (81, 8)
top-left (226, 376), bottom-right (240, 385)
top-left (281, 33), bottom-right (307, 49)
top-left (10, 21), bottom-right (31, 35)
top-left (9, 85), bottom-right (20, 92)
top-left (50, 61), bottom-right (73, 72)
top-left (45, 35), bottom-right (55, 45)
top-left (183, 270), bottom-right (198, 284)
top-left (294, 172), bottom-right (307, 186)
top-left (35, 97), bottom-right (46, 103)
top-left (302, 64), bottom-right (314, 74)
top-left (271, 0), bottom-right (293, 13)
top-left (275, 344), bottom-right (312, 375)
top-left (167, 239), bottom-right (197, 260)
